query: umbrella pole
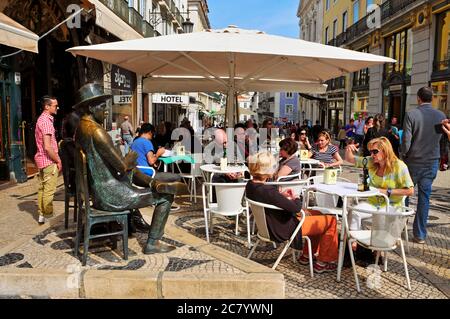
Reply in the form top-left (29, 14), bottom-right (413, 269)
top-left (225, 87), bottom-right (235, 128)
top-left (235, 93), bottom-right (239, 125)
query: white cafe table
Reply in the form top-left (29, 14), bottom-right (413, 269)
top-left (200, 163), bottom-right (248, 182)
top-left (304, 181), bottom-right (380, 281)
top-left (299, 158), bottom-right (321, 166)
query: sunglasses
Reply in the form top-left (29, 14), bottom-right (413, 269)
top-left (369, 149), bottom-right (380, 155)
top-left (300, 132), bottom-right (307, 135)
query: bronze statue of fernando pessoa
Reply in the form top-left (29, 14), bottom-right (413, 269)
top-left (73, 83), bottom-right (186, 254)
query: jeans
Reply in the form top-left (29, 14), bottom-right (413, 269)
top-left (122, 133), bottom-right (134, 154)
top-left (407, 160), bottom-right (439, 240)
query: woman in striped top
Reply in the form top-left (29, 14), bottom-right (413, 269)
top-left (309, 131), bottom-right (343, 168)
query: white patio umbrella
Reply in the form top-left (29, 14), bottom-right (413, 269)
top-left (67, 25), bottom-right (395, 126)
top-left (215, 106), bottom-right (255, 116)
top-left (0, 12), bottom-right (39, 53)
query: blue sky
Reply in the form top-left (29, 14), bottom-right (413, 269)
top-left (207, 0), bottom-right (300, 38)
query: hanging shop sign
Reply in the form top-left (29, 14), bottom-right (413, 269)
top-left (113, 95), bottom-right (133, 104)
top-left (152, 94), bottom-right (189, 105)
top-left (111, 65), bottom-right (136, 91)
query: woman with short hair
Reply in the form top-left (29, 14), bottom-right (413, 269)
top-left (276, 138), bottom-right (301, 180)
top-left (245, 151), bottom-right (338, 273)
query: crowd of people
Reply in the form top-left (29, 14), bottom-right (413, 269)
top-left (34, 84), bottom-right (449, 269)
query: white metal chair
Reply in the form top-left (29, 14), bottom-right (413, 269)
top-left (345, 203), bottom-right (415, 292)
top-left (304, 176), bottom-right (351, 220)
top-left (201, 182), bottom-right (251, 247)
top-left (176, 153), bottom-right (203, 203)
top-left (250, 180), bottom-right (310, 235)
top-left (275, 174), bottom-right (307, 197)
top-left (245, 197), bottom-right (313, 277)
top-left (276, 172), bottom-right (302, 182)
top-left (135, 166), bottom-right (156, 178)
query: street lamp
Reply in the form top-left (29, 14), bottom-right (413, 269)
top-left (182, 17), bottom-right (194, 33)
top-left (149, 8), bottom-right (194, 34)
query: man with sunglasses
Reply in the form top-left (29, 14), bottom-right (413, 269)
top-left (401, 87), bottom-right (446, 244)
top-left (35, 96), bottom-right (61, 224)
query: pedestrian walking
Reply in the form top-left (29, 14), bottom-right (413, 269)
top-left (120, 115), bottom-right (134, 154)
top-left (354, 114), bottom-right (365, 146)
top-left (34, 96), bottom-right (62, 224)
top-left (401, 87), bottom-right (446, 243)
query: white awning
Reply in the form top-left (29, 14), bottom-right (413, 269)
top-left (88, 0), bottom-right (142, 41)
top-left (0, 12), bottom-right (39, 53)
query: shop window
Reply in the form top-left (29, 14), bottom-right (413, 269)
top-left (353, 47), bottom-right (370, 88)
top-left (434, 10), bottom-right (450, 72)
top-left (431, 81), bottom-right (449, 116)
top-left (285, 104), bottom-right (293, 114)
top-left (353, 1), bottom-right (359, 24)
top-left (384, 29), bottom-right (410, 77)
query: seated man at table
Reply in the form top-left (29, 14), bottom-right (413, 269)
top-left (131, 123), bottom-right (185, 182)
top-left (131, 123), bottom-right (165, 175)
top-left (204, 128), bottom-right (243, 202)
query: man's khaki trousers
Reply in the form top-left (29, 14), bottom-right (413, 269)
top-left (37, 163), bottom-right (58, 217)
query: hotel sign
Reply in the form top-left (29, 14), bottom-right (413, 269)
top-left (113, 95), bottom-right (133, 104)
top-left (152, 94), bottom-right (189, 105)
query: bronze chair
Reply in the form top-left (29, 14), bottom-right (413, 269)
top-left (73, 145), bottom-right (129, 266)
top-left (58, 139), bottom-right (77, 229)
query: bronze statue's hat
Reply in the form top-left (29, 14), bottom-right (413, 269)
top-left (72, 82), bottom-right (112, 109)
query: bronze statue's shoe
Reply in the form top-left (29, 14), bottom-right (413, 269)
top-left (130, 209), bottom-right (151, 232)
top-left (143, 241), bottom-right (176, 254)
top-left (153, 181), bottom-right (187, 195)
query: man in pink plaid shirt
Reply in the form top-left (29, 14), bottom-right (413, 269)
top-left (34, 96), bottom-right (62, 224)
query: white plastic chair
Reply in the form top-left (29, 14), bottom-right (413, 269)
top-left (245, 197), bottom-right (313, 277)
top-left (349, 196), bottom-right (412, 254)
top-left (345, 204), bottom-right (415, 292)
top-left (202, 182), bottom-right (251, 247)
top-left (176, 153), bottom-right (203, 203)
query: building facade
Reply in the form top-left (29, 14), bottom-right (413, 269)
top-left (324, 0), bottom-right (450, 133)
top-left (297, 0), bottom-right (324, 126)
top-left (279, 92), bottom-right (300, 123)
top-left (0, 0), bottom-right (192, 182)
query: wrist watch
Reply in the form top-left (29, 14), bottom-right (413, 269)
top-left (387, 188), bottom-right (392, 198)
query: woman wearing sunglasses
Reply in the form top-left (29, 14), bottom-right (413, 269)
top-left (296, 128), bottom-right (312, 151)
top-left (345, 137), bottom-right (414, 231)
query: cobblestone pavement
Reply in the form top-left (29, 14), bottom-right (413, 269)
top-left (0, 167), bottom-right (448, 299)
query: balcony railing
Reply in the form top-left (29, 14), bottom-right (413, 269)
top-left (128, 7), bottom-right (143, 34)
top-left (142, 21), bottom-right (155, 38)
top-left (326, 76), bottom-right (346, 91)
top-left (98, 0), bottom-right (156, 38)
top-left (328, 0), bottom-right (417, 47)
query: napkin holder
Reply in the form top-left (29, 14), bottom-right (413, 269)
top-left (174, 144), bottom-right (185, 156)
top-left (220, 157), bottom-right (228, 171)
top-left (300, 149), bottom-right (309, 160)
top-left (323, 167), bottom-right (338, 185)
